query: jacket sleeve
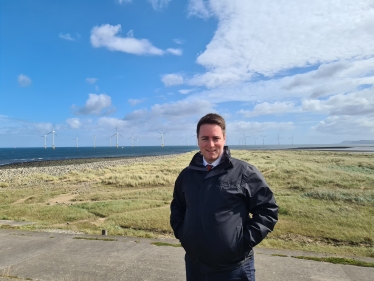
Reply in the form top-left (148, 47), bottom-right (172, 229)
top-left (243, 165), bottom-right (278, 248)
top-left (170, 171), bottom-right (186, 240)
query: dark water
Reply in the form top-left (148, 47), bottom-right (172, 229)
top-left (0, 146), bottom-right (198, 165)
top-left (1, 144), bottom-right (373, 166)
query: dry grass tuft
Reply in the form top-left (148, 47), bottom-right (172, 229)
top-left (1, 150), bottom-right (373, 258)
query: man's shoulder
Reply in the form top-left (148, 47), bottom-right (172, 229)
top-left (229, 157), bottom-right (261, 175)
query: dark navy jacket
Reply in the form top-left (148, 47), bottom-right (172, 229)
top-left (170, 146), bottom-right (278, 272)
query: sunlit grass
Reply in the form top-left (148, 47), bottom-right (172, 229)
top-left (1, 150), bottom-right (373, 258)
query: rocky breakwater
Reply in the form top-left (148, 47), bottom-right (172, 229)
top-left (0, 155), bottom-right (176, 186)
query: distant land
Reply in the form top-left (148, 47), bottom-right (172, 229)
top-left (341, 140), bottom-right (374, 144)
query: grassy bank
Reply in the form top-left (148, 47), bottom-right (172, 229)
top-left (0, 150), bottom-right (373, 258)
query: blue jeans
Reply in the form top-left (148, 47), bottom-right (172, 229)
top-left (185, 254), bottom-right (255, 281)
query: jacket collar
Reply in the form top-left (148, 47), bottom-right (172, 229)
top-left (188, 146), bottom-right (233, 173)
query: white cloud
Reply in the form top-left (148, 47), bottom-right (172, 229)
top-left (188, 0), bottom-right (212, 18)
top-left (314, 115), bottom-right (374, 135)
top-left (228, 120), bottom-right (295, 136)
top-left (166, 48), bottom-right (183, 56)
top-left (97, 117), bottom-right (129, 130)
top-left (85, 78), bottom-right (98, 84)
top-left (72, 93), bottom-right (116, 116)
top-left (117, 0), bottom-right (132, 4)
top-left (161, 74), bottom-right (184, 86)
top-left (91, 24), bottom-right (167, 56)
top-left (18, 74), bottom-right (32, 87)
top-left (179, 89), bottom-right (195, 94)
top-left (302, 87), bottom-right (374, 117)
top-left (59, 33), bottom-right (75, 41)
top-left (238, 101), bottom-right (299, 117)
top-left (66, 118), bottom-right (82, 129)
top-left (188, 0), bottom-right (374, 88)
top-left (150, 99), bottom-right (213, 117)
top-left (148, 0), bottom-right (172, 10)
top-left (173, 38), bottom-right (185, 44)
top-left (121, 99), bottom-right (215, 133)
top-left (128, 98), bottom-right (146, 106)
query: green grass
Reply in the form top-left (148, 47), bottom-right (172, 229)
top-left (292, 256), bottom-right (374, 267)
top-left (1, 150), bottom-right (373, 258)
top-left (151, 242), bottom-right (182, 247)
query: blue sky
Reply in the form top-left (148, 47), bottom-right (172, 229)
top-left (1, 0), bottom-right (374, 148)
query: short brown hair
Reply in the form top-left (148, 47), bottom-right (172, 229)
top-left (196, 113), bottom-right (226, 137)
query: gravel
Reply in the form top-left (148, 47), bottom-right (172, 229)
top-left (0, 155), bottom-right (177, 184)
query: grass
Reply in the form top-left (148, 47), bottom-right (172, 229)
top-left (151, 241), bottom-right (182, 247)
top-left (0, 150), bottom-right (373, 258)
top-left (73, 236), bottom-right (117, 242)
top-left (292, 256), bottom-right (374, 267)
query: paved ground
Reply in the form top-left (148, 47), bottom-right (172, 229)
top-left (0, 229), bottom-right (373, 281)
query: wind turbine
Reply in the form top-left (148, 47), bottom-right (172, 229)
top-left (243, 133), bottom-right (251, 146)
top-left (93, 134), bottom-right (96, 148)
top-left (185, 135), bottom-right (191, 146)
top-left (289, 135), bottom-right (294, 145)
top-left (253, 136), bottom-right (258, 145)
top-left (276, 134), bottom-right (282, 145)
top-left (107, 137), bottom-right (112, 147)
top-left (260, 135), bottom-right (267, 146)
top-left (135, 137), bottom-right (139, 147)
top-left (158, 131), bottom-right (167, 147)
top-left (73, 137), bottom-right (79, 148)
top-left (111, 127), bottom-right (123, 148)
top-left (47, 126), bottom-right (58, 149)
top-left (129, 133), bottom-right (135, 147)
top-left (191, 134), bottom-right (197, 146)
top-left (41, 132), bottom-right (48, 149)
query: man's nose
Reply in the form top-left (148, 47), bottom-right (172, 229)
top-left (207, 139), bottom-right (215, 146)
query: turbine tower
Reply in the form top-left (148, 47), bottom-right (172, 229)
top-left (158, 131), bottom-right (167, 147)
top-left (253, 136), bottom-right (258, 145)
top-left (243, 133), bottom-right (251, 146)
top-left (47, 126), bottom-right (58, 149)
top-left (74, 137), bottom-right (79, 148)
top-left (129, 133), bottom-right (135, 147)
top-left (107, 137), bottom-right (112, 147)
top-left (93, 134), bottom-right (96, 148)
top-left (135, 137), bottom-right (139, 147)
top-left (260, 135), bottom-right (267, 146)
top-left (276, 134), bottom-right (282, 145)
top-left (289, 135), bottom-right (294, 145)
top-left (111, 127), bottom-right (123, 148)
top-left (41, 132), bottom-right (48, 149)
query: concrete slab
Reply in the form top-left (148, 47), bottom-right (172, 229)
top-left (0, 229), bottom-right (373, 281)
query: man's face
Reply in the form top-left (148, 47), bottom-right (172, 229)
top-left (198, 124), bottom-right (226, 164)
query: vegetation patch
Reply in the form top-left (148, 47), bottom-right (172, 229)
top-left (1, 150), bottom-right (373, 258)
top-left (301, 190), bottom-right (374, 204)
top-left (73, 236), bottom-right (117, 242)
top-left (292, 256), bottom-right (374, 267)
top-left (151, 242), bottom-right (182, 247)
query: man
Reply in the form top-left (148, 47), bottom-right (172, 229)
top-left (170, 113), bottom-right (278, 281)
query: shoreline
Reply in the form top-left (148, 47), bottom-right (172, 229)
top-left (0, 156), bottom-right (147, 170)
top-left (0, 154), bottom-right (181, 184)
top-left (2, 146), bottom-right (374, 170)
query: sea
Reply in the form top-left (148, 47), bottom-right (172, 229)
top-left (0, 144), bottom-right (373, 166)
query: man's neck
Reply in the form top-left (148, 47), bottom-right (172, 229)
top-left (203, 153), bottom-right (223, 166)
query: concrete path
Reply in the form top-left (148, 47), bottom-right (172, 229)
top-left (0, 229), bottom-right (373, 281)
